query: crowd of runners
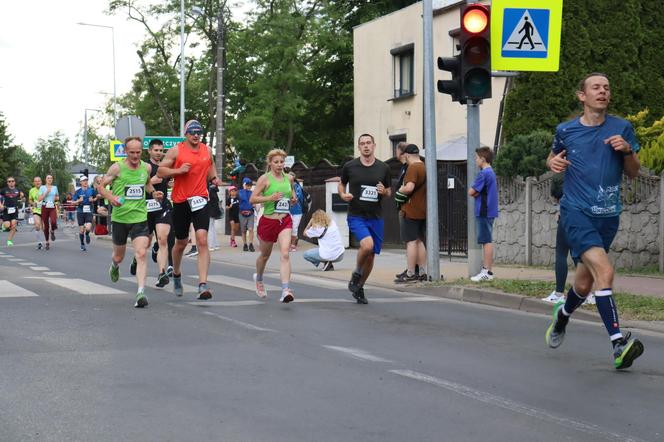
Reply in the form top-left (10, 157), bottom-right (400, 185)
top-left (0, 72), bottom-right (647, 370)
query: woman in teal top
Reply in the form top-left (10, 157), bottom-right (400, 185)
top-left (249, 149), bottom-right (297, 303)
top-left (38, 174), bottom-right (59, 249)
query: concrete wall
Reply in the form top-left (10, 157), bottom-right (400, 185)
top-left (353, 1), bottom-right (505, 160)
top-left (493, 172), bottom-right (663, 271)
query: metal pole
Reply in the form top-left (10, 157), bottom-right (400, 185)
top-left (111, 27), bottom-right (117, 125)
top-left (423, 0), bottom-right (440, 280)
top-left (215, 6), bottom-right (225, 180)
top-left (467, 102), bottom-right (482, 276)
top-left (180, 0), bottom-right (186, 136)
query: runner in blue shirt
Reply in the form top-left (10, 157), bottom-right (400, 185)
top-left (545, 73), bottom-right (644, 370)
top-left (73, 176), bottom-right (97, 251)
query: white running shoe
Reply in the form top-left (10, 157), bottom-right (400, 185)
top-left (542, 291), bottom-right (564, 303)
top-left (470, 267), bottom-right (494, 282)
top-left (253, 273), bottom-right (267, 299)
top-left (280, 288), bottom-right (294, 303)
top-left (584, 292), bottom-right (596, 305)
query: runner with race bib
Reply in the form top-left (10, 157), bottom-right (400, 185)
top-left (73, 176), bottom-right (97, 252)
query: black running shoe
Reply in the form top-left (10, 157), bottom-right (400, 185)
top-left (394, 272), bottom-right (419, 284)
top-left (156, 271), bottom-right (170, 288)
top-left (130, 257), bottom-right (137, 276)
top-left (243, 244), bottom-right (249, 252)
top-left (248, 243), bottom-right (255, 252)
top-left (151, 243), bottom-right (158, 263)
top-left (395, 269), bottom-right (408, 279)
top-left (348, 271), bottom-right (362, 294)
top-left (355, 288), bottom-right (368, 304)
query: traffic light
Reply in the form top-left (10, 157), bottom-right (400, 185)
top-left (460, 3), bottom-right (491, 101)
top-left (437, 55), bottom-right (463, 103)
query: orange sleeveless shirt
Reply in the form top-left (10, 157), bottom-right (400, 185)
top-left (172, 141), bottom-right (211, 203)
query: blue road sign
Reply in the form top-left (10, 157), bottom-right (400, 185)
top-left (501, 8), bottom-right (550, 59)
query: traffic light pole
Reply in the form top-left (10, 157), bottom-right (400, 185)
top-left (423, 0), bottom-right (440, 281)
top-left (467, 102), bottom-right (482, 276)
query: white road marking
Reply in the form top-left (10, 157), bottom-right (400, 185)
top-left (267, 273), bottom-right (348, 290)
top-left (323, 345), bottom-right (393, 363)
top-left (25, 277), bottom-right (126, 295)
top-left (202, 311), bottom-right (276, 332)
top-left (29, 266), bottom-right (50, 271)
top-left (43, 272), bottom-right (66, 276)
top-left (122, 277), bottom-right (198, 293)
top-left (18, 262), bottom-right (38, 266)
top-left (389, 369), bottom-right (649, 442)
top-left (8, 258), bottom-right (25, 262)
top-left (188, 300), bottom-right (265, 307)
top-left (0, 281), bottom-right (39, 298)
top-left (202, 275), bottom-right (281, 292)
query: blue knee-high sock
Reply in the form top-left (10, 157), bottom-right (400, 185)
top-left (79, 233), bottom-right (85, 245)
top-left (595, 288), bottom-right (622, 341)
top-left (561, 286), bottom-right (586, 317)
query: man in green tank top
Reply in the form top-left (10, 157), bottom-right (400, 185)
top-left (96, 137), bottom-right (163, 308)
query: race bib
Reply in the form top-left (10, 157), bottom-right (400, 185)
top-left (360, 185), bottom-right (379, 202)
top-left (124, 185), bottom-right (144, 200)
top-left (7, 207), bottom-right (16, 214)
top-left (82, 205), bottom-right (92, 213)
top-left (146, 199), bottom-right (162, 212)
top-left (45, 201), bottom-right (55, 209)
top-left (187, 196), bottom-right (207, 212)
top-left (34, 201), bottom-right (42, 208)
top-left (275, 198), bottom-right (290, 213)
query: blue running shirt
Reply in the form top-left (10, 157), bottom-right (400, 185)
top-left (551, 115), bottom-right (639, 217)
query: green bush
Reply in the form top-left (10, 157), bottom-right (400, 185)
top-left (626, 109), bottom-right (664, 174)
top-left (494, 130), bottom-right (553, 178)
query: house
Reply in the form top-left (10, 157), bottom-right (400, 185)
top-left (353, 0), bottom-right (505, 159)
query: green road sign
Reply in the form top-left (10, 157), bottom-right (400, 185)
top-left (142, 136), bottom-right (184, 150)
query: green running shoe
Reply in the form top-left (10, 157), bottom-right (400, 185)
top-left (545, 301), bottom-right (567, 348)
top-left (613, 332), bottom-right (644, 370)
top-left (7, 240), bottom-right (13, 247)
top-left (109, 263), bottom-right (120, 283)
top-left (134, 290), bottom-right (148, 308)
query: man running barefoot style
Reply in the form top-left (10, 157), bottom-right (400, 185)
top-left (339, 133), bottom-right (391, 304)
top-left (545, 73), bottom-right (644, 369)
top-left (97, 137), bottom-right (162, 308)
top-left (250, 149), bottom-right (298, 303)
top-left (158, 120), bottom-right (222, 300)
top-left (73, 176), bottom-right (97, 251)
top-left (0, 177), bottom-right (24, 246)
top-left (28, 177), bottom-right (44, 249)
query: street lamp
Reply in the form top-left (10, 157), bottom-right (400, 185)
top-left (180, 3), bottom-right (205, 136)
top-left (77, 22), bottom-right (117, 125)
top-left (84, 108), bottom-right (102, 167)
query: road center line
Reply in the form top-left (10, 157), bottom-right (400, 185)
top-left (202, 311), bottom-right (276, 332)
top-left (323, 345), bottom-right (393, 363)
top-left (389, 369), bottom-right (650, 442)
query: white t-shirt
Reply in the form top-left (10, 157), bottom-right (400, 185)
top-left (305, 220), bottom-right (344, 261)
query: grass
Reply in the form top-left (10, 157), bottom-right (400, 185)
top-left (429, 278), bottom-right (664, 321)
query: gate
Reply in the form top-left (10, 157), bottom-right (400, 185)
top-left (438, 161), bottom-right (467, 255)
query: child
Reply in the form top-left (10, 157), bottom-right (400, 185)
top-left (468, 147), bottom-right (499, 282)
top-left (238, 177), bottom-right (256, 252)
top-left (226, 186), bottom-right (240, 247)
top-left (303, 210), bottom-right (344, 271)
top-left (64, 193), bottom-right (77, 227)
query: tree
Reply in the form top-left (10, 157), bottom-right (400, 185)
top-left (626, 109), bottom-right (664, 174)
top-left (494, 130), bottom-right (553, 178)
top-left (28, 132), bottom-right (74, 195)
top-left (0, 112), bottom-right (34, 191)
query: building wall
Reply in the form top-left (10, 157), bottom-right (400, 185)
top-left (353, 1), bottom-right (505, 160)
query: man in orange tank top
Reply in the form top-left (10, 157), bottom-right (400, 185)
top-left (158, 120), bottom-right (222, 300)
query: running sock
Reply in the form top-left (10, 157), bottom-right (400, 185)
top-left (255, 274), bottom-right (263, 282)
top-left (354, 267), bottom-right (363, 275)
top-left (595, 288), bottom-right (622, 341)
top-left (562, 286), bottom-right (586, 316)
top-left (34, 229), bottom-right (41, 241)
top-left (79, 233), bottom-right (84, 245)
top-left (281, 282), bottom-right (289, 290)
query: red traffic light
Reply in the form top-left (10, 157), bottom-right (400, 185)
top-left (462, 4), bottom-right (489, 34)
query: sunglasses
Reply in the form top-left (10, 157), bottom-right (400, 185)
top-left (187, 130), bottom-right (203, 136)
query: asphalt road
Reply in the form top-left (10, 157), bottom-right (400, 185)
top-left (1, 229), bottom-right (663, 442)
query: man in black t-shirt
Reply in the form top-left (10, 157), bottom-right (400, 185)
top-left (0, 176), bottom-right (25, 246)
top-left (338, 133), bottom-right (391, 304)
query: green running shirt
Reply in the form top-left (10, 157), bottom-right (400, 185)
top-left (262, 173), bottom-right (292, 216)
top-left (111, 160), bottom-right (149, 224)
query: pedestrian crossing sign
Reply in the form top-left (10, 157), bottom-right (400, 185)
top-left (491, 0), bottom-right (563, 72)
top-left (110, 139), bottom-right (127, 162)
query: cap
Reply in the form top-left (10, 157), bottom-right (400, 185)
top-left (184, 119), bottom-right (203, 134)
top-left (242, 177), bottom-right (252, 185)
top-left (80, 176), bottom-right (89, 181)
top-left (228, 185), bottom-right (237, 191)
top-left (404, 144), bottom-right (420, 154)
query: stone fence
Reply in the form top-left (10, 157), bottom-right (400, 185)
top-left (493, 171), bottom-right (664, 271)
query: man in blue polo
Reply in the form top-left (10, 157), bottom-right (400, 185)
top-left (545, 72), bottom-right (644, 370)
top-left (73, 176), bottom-right (97, 251)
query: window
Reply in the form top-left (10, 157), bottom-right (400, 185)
top-left (389, 134), bottom-right (407, 158)
top-left (391, 43), bottom-right (414, 99)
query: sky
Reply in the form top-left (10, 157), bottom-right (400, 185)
top-left (0, 0), bottom-right (248, 157)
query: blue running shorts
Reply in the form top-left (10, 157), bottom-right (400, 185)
top-left (347, 216), bottom-right (384, 255)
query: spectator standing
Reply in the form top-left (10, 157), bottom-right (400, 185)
top-left (288, 172), bottom-right (306, 252)
top-left (226, 186), bottom-right (240, 247)
top-left (238, 177), bottom-right (256, 252)
top-left (468, 147), bottom-right (499, 282)
top-left (207, 180), bottom-right (222, 251)
top-left (303, 210), bottom-right (345, 271)
top-left (64, 193), bottom-right (77, 227)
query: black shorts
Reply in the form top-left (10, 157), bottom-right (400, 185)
top-left (77, 212), bottom-right (94, 226)
top-left (112, 221), bottom-right (150, 245)
top-left (173, 201), bottom-right (209, 240)
top-left (2, 210), bottom-right (18, 222)
top-left (400, 216), bottom-right (426, 243)
top-left (147, 206), bottom-right (173, 235)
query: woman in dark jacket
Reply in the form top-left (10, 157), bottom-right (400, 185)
top-left (208, 181), bottom-right (222, 251)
